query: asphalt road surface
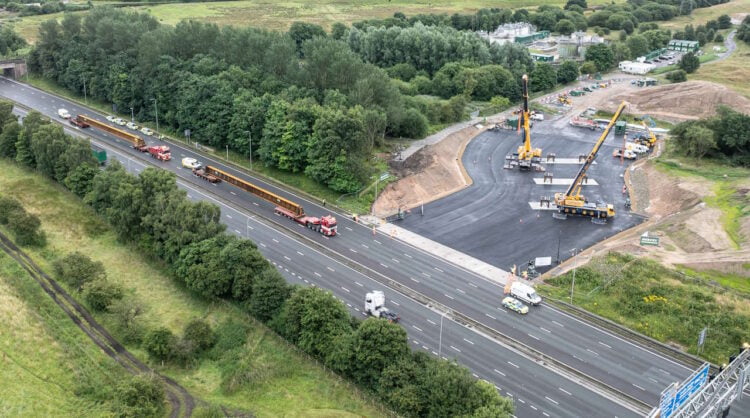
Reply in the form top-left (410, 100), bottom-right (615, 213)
top-left (2, 77), bottom-right (697, 416)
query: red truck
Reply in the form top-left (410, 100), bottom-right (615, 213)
top-left (69, 115), bottom-right (90, 128)
top-left (192, 167), bottom-right (221, 183)
top-left (204, 165), bottom-right (337, 236)
top-left (148, 145), bottom-right (171, 161)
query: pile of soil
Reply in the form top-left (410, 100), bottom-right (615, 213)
top-left (602, 81), bottom-right (750, 122)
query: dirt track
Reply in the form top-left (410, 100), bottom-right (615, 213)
top-left (0, 231), bottom-right (195, 418)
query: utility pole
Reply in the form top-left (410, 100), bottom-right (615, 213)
top-left (556, 229), bottom-right (562, 265)
top-left (130, 107), bottom-right (134, 122)
top-left (151, 98), bottom-right (159, 134)
top-left (226, 145), bottom-right (229, 160)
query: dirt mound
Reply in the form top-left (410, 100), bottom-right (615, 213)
top-left (602, 81), bottom-right (750, 122)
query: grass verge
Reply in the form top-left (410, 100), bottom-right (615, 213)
top-left (0, 239), bottom-right (123, 416)
top-left (0, 161), bottom-right (387, 417)
top-left (540, 252), bottom-right (750, 364)
top-left (693, 36), bottom-right (750, 99)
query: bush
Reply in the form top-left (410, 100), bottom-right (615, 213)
top-left (53, 252), bottom-right (106, 291)
top-left (679, 52), bottom-right (700, 74)
top-left (666, 69), bottom-right (687, 83)
top-left (8, 211), bottom-right (46, 247)
top-left (0, 195), bottom-right (23, 224)
top-left (183, 319), bottom-right (216, 354)
top-left (397, 108), bottom-right (429, 138)
top-left (113, 374), bottom-right (165, 418)
top-left (247, 268), bottom-right (291, 322)
top-left (714, 33), bottom-right (724, 43)
top-left (211, 320), bottom-right (250, 355)
top-left (110, 299), bottom-right (146, 345)
top-left (82, 279), bottom-right (124, 312)
top-left (143, 327), bottom-right (177, 361)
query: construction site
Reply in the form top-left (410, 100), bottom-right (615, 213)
top-left (374, 76), bottom-right (750, 275)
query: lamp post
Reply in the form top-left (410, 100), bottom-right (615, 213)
top-left (244, 130), bottom-right (253, 170)
top-left (130, 107), bottom-right (134, 122)
top-left (150, 98), bottom-right (159, 133)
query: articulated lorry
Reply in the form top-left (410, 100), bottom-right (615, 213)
top-left (74, 115), bottom-right (147, 150)
top-left (203, 165), bottom-right (338, 236)
top-left (365, 291), bottom-right (400, 322)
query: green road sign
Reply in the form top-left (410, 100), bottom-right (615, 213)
top-left (640, 236), bottom-right (660, 246)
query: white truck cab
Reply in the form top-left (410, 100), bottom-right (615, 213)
top-left (510, 281), bottom-right (542, 306)
top-left (57, 108), bottom-right (71, 119)
top-left (365, 291), bottom-right (399, 322)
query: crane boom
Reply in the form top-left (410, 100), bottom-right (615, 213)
top-left (553, 101), bottom-right (628, 220)
top-left (512, 74), bottom-right (542, 170)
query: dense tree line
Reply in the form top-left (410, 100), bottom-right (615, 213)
top-left (1, 0), bottom-right (90, 17)
top-left (0, 25), bottom-right (27, 56)
top-left (29, 8), bottom-right (459, 193)
top-left (671, 107), bottom-right (750, 165)
top-left (735, 16), bottom-right (750, 44)
top-left (0, 102), bottom-right (513, 417)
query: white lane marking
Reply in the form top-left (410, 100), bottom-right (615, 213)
top-left (226, 214), bottom-right (232, 219)
top-left (496, 307), bottom-right (507, 313)
top-left (463, 338), bottom-right (474, 345)
top-left (507, 361), bottom-right (519, 368)
top-left (573, 354), bottom-right (585, 362)
top-left (230, 191), bottom-right (237, 195)
top-left (380, 262), bottom-right (388, 268)
top-left (456, 288), bottom-right (466, 294)
top-left (432, 351), bottom-right (438, 356)
top-left (434, 267), bottom-right (444, 273)
top-left (345, 226), bottom-right (352, 231)
top-left (518, 398), bottom-right (525, 404)
top-left (540, 327), bottom-right (551, 333)
top-left (545, 396), bottom-right (559, 405)
top-left (390, 300), bottom-right (400, 306)
top-left (346, 303), bottom-right (351, 307)
top-left (648, 377), bottom-right (659, 383)
top-left (422, 345), bottom-right (428, 350)
top-left (410, 277), bottom-right (420, 283)
top-left (297, 251), bottom-right (304, 256)
top-left (259, 243), bottom-right (266, 247)
top-left (528, 333), bottom-right (540, 340)
top-left (412, 325), bottom-right (423, 332)
top-left (444, 293), bottom-right (454, 300)
top-left (272, 238), bottom-right (279, 243)
top-left (354, 281), bottom-right (363, 287)
top-left (559, 387), bottom-right (572, 396)
top-left (586, 348), bottom-right (599, 356)
top-left (552, 320), bottom-right (564, 327)
top-left (599, 341), bottom-right (612, 349)
top-left (327, 266), bottom-right (335, 272)
top-left (391, 258), bottom-right (400, 263)
top-left (253, 202), bottom-right (259, 206)
top-left (659, 368), bottom-right (671, 375)
top-left (314, 272), bottom-right (321, 277)
top-left (234, 229), bottom-right (243, 234)
top-left (485, 313), bottom-right (496, 320)
top-left (403, 253), bottom-right (412, 258)
top-left (530, 405), bottom-right (537, 411)
top-left (427, 319), bottom-right (436, 325)
top-left (494, 369), bottom-right (506, 376)
top-left (633, 383), bottom-right (646, 391)
top-left (361, 244), bottom-right (369, 249)
top-left (374, 240), bottom-right (381, 244)
top-left (469, 282), bottom-right (478, 288)
top-left (422, 272), bottom-right (431, 278)
top-left (543, 413), bottom-right (550, 417)
top-left (247, 225), bottom-right (254, 230)
top-left (187, 194), bottom-right (192, 198)
top-left (350, 248), bottom-right (358, 253)
top-left (283, 256), bottom-right (291, 261)
top-left (341, 287), bottom-right (350, 293)
top-left (304, 279), bottom-right (309, 283)
top-left (450, 345), bottom-right (461, 353)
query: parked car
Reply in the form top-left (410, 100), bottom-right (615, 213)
top-left (181, 157), bottom-right (201, 169)
top-left (57, 108), bottom-right (71, 119)
top-left (126, 122), bottom-right (139, 130)
top-left (140, 127), bottom-right (153, 136)
top-left (114, 118), bottom-right (126, 126)
top-left (106, 115), bottom-right (116, 122)
top-left (502, 297), bottom-right (529, 315)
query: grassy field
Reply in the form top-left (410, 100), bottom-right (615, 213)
top-left (540, 252), bottom-right (750, 364)
top-left (656, 0), bottom-right (749, 30)
top-left (0, 243), bottom-right (123, 416)
top-left (693, 36), bottom-right (750, 99)
top-left (0, 161), bottom-right (387, 417)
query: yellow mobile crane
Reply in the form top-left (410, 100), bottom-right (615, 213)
top-left (639, 121), bottom-right (657, 148)
top-left (554, 101), bottom-right (628, 220)
top-left (507, 74), bottom-right (542, 170)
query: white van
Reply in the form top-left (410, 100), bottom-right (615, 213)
top-left (625, 142), bottom-right (649, 154)
top-left (510, 282), bottom-right (542, 306)
top-left (57, 108), bottom-right (71, 119)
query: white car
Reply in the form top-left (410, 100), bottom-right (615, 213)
top-left (126, 122), bottom-right (139, 130)
top-left (140, 127), bottom-right (154, 136)
top-left (181, 157), bottom-right (201, 169)
top-left (57, 108), bottom-right (71, 119)
top-left (114, 118), bottom-right (126, 126)
top-left (106, 115), bottom-right (116, 122)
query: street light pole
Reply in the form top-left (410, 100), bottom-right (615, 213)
top-left (151, 98), bottom-right (159, 133)
top-left (226, 145), bottom-right (229, 160)
top-left (130, 107), bottom-right (134, 122)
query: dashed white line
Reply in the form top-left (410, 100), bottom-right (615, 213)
top-left (496, 307), bottom-right (507, 313)
top-left (345, 226), bottom-right (352, 231)
top-left (314, 272), bottom-right (321, 277)
top-left (434, 267), bottom-right (444, 273)
top-left (552, 320), bottom-right (564, 327)
top-left (559, 388), bottom-right (572, 396)
top-left (518, 398), bottom-right (525, 404)
top-left (346, 303), bottom-right (351, 308)
top-left (230, 191), bottom-right (237, 195)
top-left (543, 412), bottom-right (550, 417)
top-left (252, 202), bottom-right (259, 206)
top-left (361, 244), bottom-right (369, 249)
top-left (545, 396), bottom-right (559, 405)
top-left (432, 351), bottom-right (438, 356)
top-left (297, 251), bottom-right (304, 256)
top-left (422, 345), bottom-right (428, 350)
top-left (391, 258), bottom-right (400, 263)
top-left (468, 282), bottom-right (478, 288)
top-left (599, 341), bottom-right (612, 349)
top-left (259, 243), bottom-right (266, 247)
top-left (354, 281), bottom-right (363, 287)
top-left (410, 277), bottom-right (420, 283)
top-left (283, 256), bottom-right (291, 261)
top-left (540, 327), bottom-right (551, 333)
top-left (633, 383), bottom-right (646, 391)
top-left (234, 229), bottom-right (241, 234)
top-left (374, 240), bottom-right (381, 244)
top-left (412, 325), bottom-right (423, 332)
top-left (463, 338), bottom-right (474, 345)
top-left (494, 369), bottom-right (506, 377)
top-left (422, 272), bottom-right (431, 278)
top-left (272, 238), bottom-right (279, 243)
top-left (341, 287), bottom-right (350, 293)
top-left (648, 377), bottom-right (659, 383)
top-left (528, 333), bottom-right (540, 340)
top-left (247, 225), bottom-right (254, 230)
top-left (472, 373), bottom-right (479, 378)
top-left (327, 266), bottom-right (335, 272)
top-left (530, 405), bottom-right (537, 411)
top-left (403, 253), bottom-right (412, 258)
top-left (450, 345), bottom-right (461, 353)
top-left (507, 361), bottom-right (519, 368)
top-left (350, 248), bottom-right (358, 253)
top-left (586, 348), bottom-right (599, 356)
top-left (444, 294), bottom-right (454, 300)
top-left (427, 319), bottom-right (436, 325)
top-left (390, 300), bottom-right (400, 306)
top-left (485, 313), bottom-right (496, 320)
top-left (379, 262), bottom-right (388, 268)
top-left (225, 214), bottom-right (232, 219)
top-left (456, 288), bottom-right (466, 294)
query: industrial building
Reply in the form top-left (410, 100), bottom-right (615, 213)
top-left (668, 40), bottom-right (700, 52)
top-left (618, 61), bottom-right (655, 75)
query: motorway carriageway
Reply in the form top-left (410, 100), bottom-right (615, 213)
top-left (3, 77), bottom-right (691, 416)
